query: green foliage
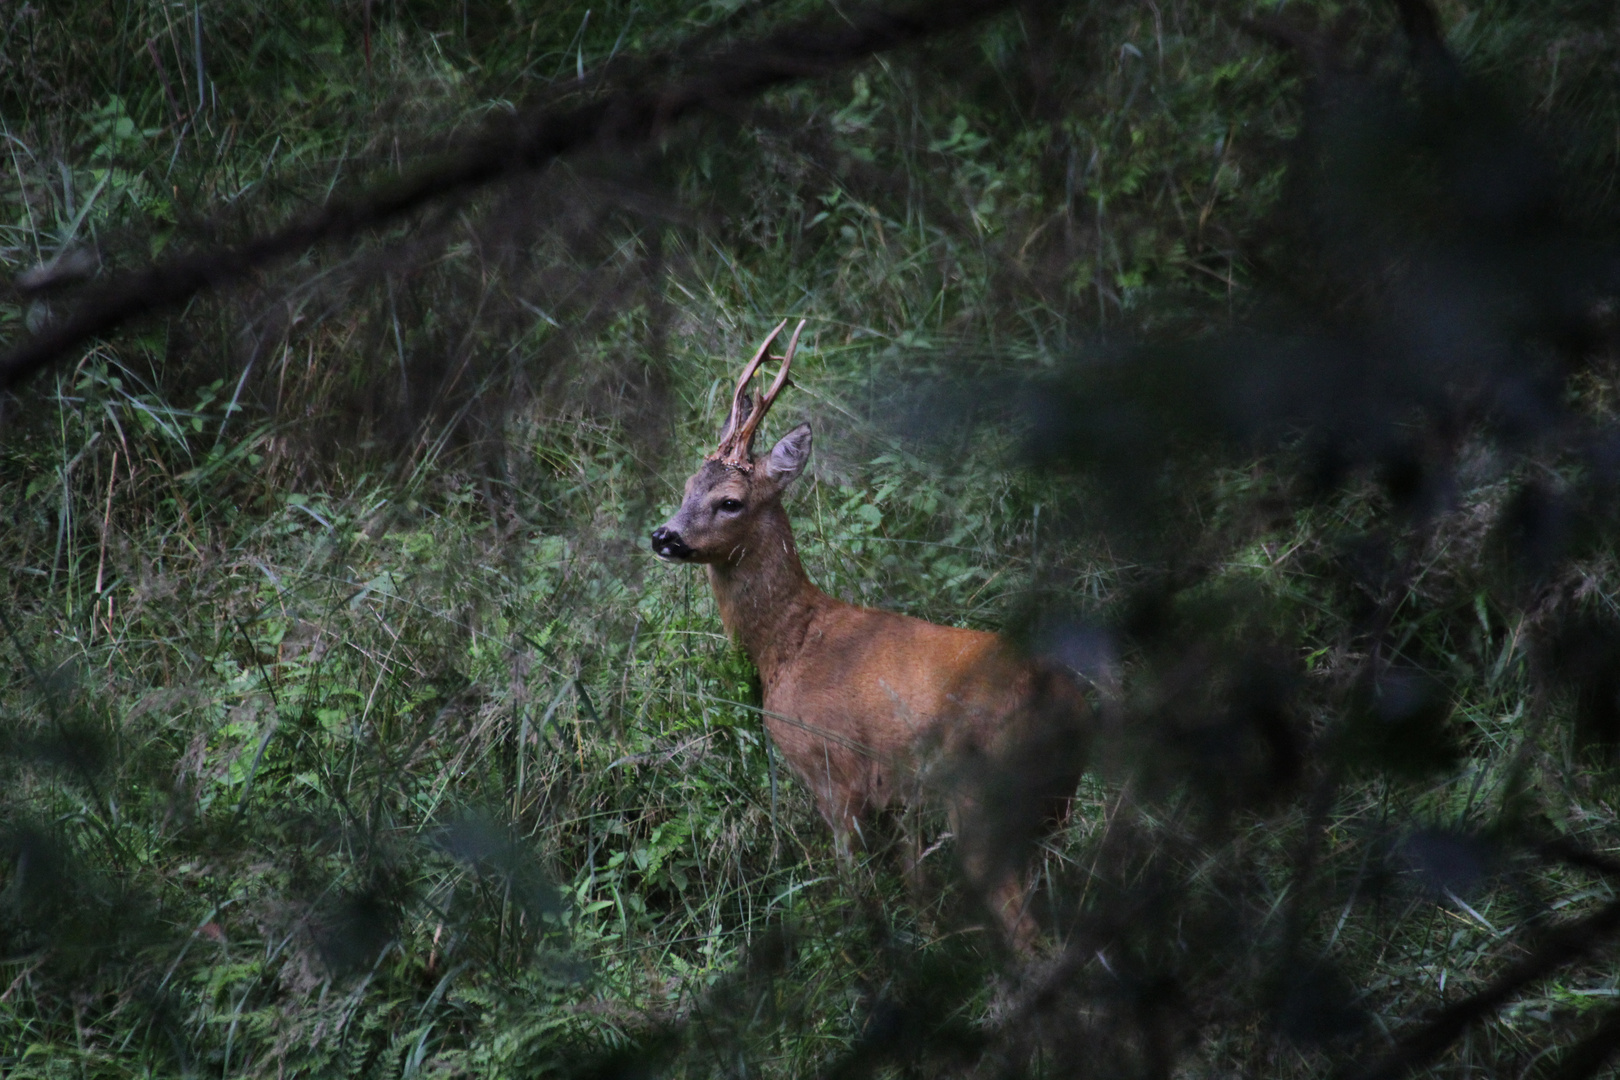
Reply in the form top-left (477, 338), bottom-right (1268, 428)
top-left (3, 0), bottom-right (1620, 1077)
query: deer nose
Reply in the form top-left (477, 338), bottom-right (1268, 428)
top-left (650, 526), bottom-right (694, 560)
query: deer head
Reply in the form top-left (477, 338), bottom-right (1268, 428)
top-left (651, 320), bottom-right (812, 565)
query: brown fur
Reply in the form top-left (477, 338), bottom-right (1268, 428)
top-left (652, 428), bottom-right (1089, 949)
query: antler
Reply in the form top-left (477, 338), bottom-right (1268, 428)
top-left (710, 318), bottom-right (806, 468)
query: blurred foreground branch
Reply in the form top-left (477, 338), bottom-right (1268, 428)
top-left (0, 0), bottom-right (1032, 395)
top-left (1357, 895), bottom-right (1620, 1080)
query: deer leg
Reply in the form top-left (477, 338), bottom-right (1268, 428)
top-left (987, 870), bottom-right (1039, 954)
top-left (815, 744), bottom-right (866, 866)
top-left (950, 788), bottom-right (1041, 952)
top-left (897, 790), bottom-right (942, 897)
top-left (816, 790), bottom-right (864, 867)
top-left (900, 798), bottom-right (924, 891)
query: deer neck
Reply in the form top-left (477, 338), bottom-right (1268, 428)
top-left (706, 502), bottom-right (822, 685)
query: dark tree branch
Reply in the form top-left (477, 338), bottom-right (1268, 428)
top-left (1542, 838), bottom-right (1620, 879)
top-left (1549, 1005), bottom-right (1620, 1080)
top-left (0, 0), bottom-right (1033, 395)
top-left (1353, 897), bottom-right (1620, 1080)
top-left (1388, 0), bottom-right (1451, 67)
top-left (1245, 0), bottom-right (1450, 76)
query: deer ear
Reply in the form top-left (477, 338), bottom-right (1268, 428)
top-left (719, 392), bottom-right (753, 444)
top-left (766, 424), bottom-right (812, 487)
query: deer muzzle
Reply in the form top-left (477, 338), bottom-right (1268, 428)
top-left (650, 526), bottom-right (695, 562)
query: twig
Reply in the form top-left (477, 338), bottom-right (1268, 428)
top-left (145, 38), bottom-right (184, 126)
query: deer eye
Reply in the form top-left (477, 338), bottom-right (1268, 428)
top-left (717, 498), bottom-right (744, 513)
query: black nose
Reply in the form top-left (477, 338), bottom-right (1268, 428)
top-left (650, 526), bottom-right (693, 560)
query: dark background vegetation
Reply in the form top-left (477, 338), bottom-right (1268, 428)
top-left (3, 0), bottom-right (1620, 1076)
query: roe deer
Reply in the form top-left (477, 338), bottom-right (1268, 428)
top-left (650, 320), bottom-right (1089, 948)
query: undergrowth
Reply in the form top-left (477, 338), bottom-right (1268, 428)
top-left (3, 1), bottom-right (1620, 1077)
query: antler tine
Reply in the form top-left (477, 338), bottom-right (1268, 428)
top-left (732, 318), bottom-right (806, 454)
top-left (712, 320), bottom-right (788, 464)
